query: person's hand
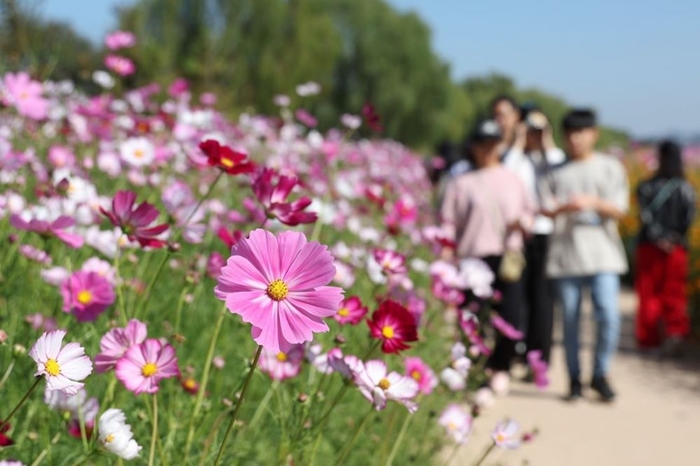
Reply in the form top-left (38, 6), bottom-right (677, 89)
top-left (566, 194), bottom-right (600, 212)
top-left (506, 218), bottom-right (524, 234)
top-left (541, 125), bottom-right (556, 150)
top-left (656, 238), bottom-right (674, 253)
top-left (513, 122), bottom-right (527, 151)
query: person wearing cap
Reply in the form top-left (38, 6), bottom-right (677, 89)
top-left (502, 108), bottom-right (566, 374)
top-left (441, 119), bottom-right (535, 393)
top-left (540, 109), bottom-right (629, 402)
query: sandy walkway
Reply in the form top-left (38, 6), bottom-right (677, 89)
top-left (446, 289), bottom-right (700, 466)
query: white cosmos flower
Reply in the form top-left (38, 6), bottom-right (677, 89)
top-left (354, 360), bottom-right (419, 413)
top-left (119, 137), bottom-right (155, 167)
top-left (99, 409), bottom-right (142, 460)
top-left (28, 330), bottom-right (93, 395)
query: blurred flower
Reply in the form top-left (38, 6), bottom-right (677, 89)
top-left (2, 72), bottom-right (48, 120)
top-left (492, 419), bottom-right (521, 449)
top-left (362, 101), bottom-right (383, 132)
top-left (473, 387), bottom-right (496, 409)
top-left (367, 300), bottom-right (418, 354)
top-left (19, 244), bottom-right (51, 265)
top-left (98, 409), bottom-right (142, 460)
top-left (355, 359), bottom-right (418, 412)
top-left (259, 345), bottom-right (304, 381)
top-left (216, 227), bottom-right (243, 250)
top-left (10, 214), bottom-right (84, 248)
top-left (252, 168), bottom-right (318, 226)
top-left (295, 81), bottom-right (321, 97)
top-left (333, 296), bottom-right (368, 325)
top-left (105, 55), bottom-right (135, 76)
top-left (180, 377), bottom-right (200, 395)
top-left (212, 356), bottom-right (225, 369)
top-left (60, 271), bottom-right (115, 322)
top-left (115, 339), bottom-right (179, 394)
top-left (404, 356), bottom-right (438, 395)
top-left (29, 330), bottom-right (93, 395)
top-left (457, 259), bottom-right (494, 298)
top-left (327, 348), bottom-right (361, 379)
top-left (215, 229), bottom-right (343, 353)
top-left (526, 350), bottom-right (550, 390)
top-left (273, 94), bottom-right (290, 106)
top-left (340, 114), bottom-right (361, 130)
top-left (100, 190), bottom-right (168, 248)
top-left (372, 249), bottom-right (407, 276)
top-left (206, 251), bottom-right (225, 279)
top-left (24, 313), bottom-right (57, 332)
top-left (119, 137), bottom-right (155, 167)
top-left (438, 404), bottom-right (472, 444)
top-left (92, 70), bottom-right (115, 89)
top-left (105, 31), bottom-right (136, 50)
top-left (0, 329), bottom-right (7, 344)
top-left (295, 109), bottom-right (317, 127)
top-left (490, 314), bottom-right (524, 340)
top-left (95, 320), bottom-right (148, 373)
top-left (0, 422), bottom-right (13, 446)
top-left (198, 140), bottom-right (255, 176)
top-left (440, 342), bottom-right (472, 391)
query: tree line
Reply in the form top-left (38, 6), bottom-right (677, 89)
top-left (0, 0), bottom-right (628, 150)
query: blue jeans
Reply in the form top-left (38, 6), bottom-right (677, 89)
top-left (554, 274), bottom-right (620, 380)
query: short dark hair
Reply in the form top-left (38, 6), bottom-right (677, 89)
top-left (562, 109), bottom-right (597, 130)
top-left (656, 139), bottom-right (684, 179)
top-left (490, 94), bottom-right (519, 112)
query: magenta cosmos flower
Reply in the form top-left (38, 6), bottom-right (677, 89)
top-left (115, 339), bottom-right (179, 394)
top-left (355, 360), bottom-right (418, 412)
top-left (95, 320), bottom-right (148, 373)
top-left (404, 356), bottom-right (438, 395)
top-left (252, 168), bottom-right (318, 226)
top-left (333, 296), bottom-right (368, 325)
top-left (105, 31), bottom-right (136, 50)
top-left (11, 214), bottom-right (84, 248)
top-left (61, 271), bottom-right (115, 322)
top-left (29, 330), bottom-right (93, 395)
top-left (2, 72), bottom-right (48, 120)
top-left (367, 300), bottom-right (418, 354)
top-left (372, 249), bottom-right (407, 276)
top-left (100, 190), bottom-right (168, 248)
top-left (215, 229), bottom-right (344, 353)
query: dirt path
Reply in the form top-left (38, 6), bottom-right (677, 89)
top-left (446, 289), bottom-right (700, 466)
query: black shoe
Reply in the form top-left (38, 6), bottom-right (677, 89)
top-left (567, 378), bottom-right (582, 401)
top-left (591, 377), bottom-right (616, 402)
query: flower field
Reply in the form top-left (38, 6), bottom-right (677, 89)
top-left (0, 33), bottom-right (537, 466)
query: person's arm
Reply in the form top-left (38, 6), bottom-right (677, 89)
top-left (439, 180), bottom-right (458, 261)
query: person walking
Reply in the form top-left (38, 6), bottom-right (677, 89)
top-left (441, 119), bottom-right (534, 393)
top-left (541, 109), bottom-right (629, 402)
top-left (635, 140), bottom-right (696, 355)
top-left (503, 109), bottom-right (566, 367)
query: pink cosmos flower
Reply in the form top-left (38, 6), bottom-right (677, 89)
top-left (305, 344), bottom-right (332, 374)
top-left (492, 419), bottom-right (521, 449)
top-left (95, 320), bottom-right (148, 373)
top-left (333, 296), bottom-right (368, 325)
top-left (490, 314), bottom-right (524, 340)
top-left (105, 31), bottom-right (136, 50)
top-left (10, 214), bottom-right (84, 248)
top-left (115, 339), bottom-right (179, 394)
top-left (526, 350), bottom-right (550, 390)
top-left (367, 300), bottom-right (418, 354)
top-left (404, 357), bottom-right (438, 395)
top-left (460, 311), bottom-right (490, 356)
top-left (438, 404), bottom-right (473, 444)
top-left (259, 345), bottom-right (304, 381)
top-left (372, 249), bottom-right (407, 276)
top-left (19, 244), bottom-right (51, 264)
top-left (2, 72), bottom-right (48, 120)
top-left (457, 258), bottom-right (494, 298)
top-left (215, 229), bottom-right (343, 353)
top-left (206, 252), bottom-right (225, 280)
top-left (61, 271), bottom-right (115, 322)
top-left (29, 330), bottom-right (93, 395)
top-left (25, 313), bottom-right (58, 332)
top-left (295, 109), bottom-right (318, 127)
top-left (355, 360), bottom-right (418, 412)
top-left (100, 190), bottom-right (169, 248)
top-left (384, 197), bottom-right (417, 234)
top-left (252, 168), bottom-right (318, 226)
top-left (327, 348), bottom-right (361, 380)
top-left (105, 55), bottom-right (135, 76)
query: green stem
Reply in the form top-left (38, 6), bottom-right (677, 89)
top-left (173, 285), bottom-right (190, 335)
top-left (315, 382), bottom-right (350, 427)
top-left (336, 407), bottom-right (374, 465)
top-left (310, 217), bottom-right (323, 243)
top-left (133, 250), bottom-right (170, 321)
top-left (32, 432), bottom-right (63, 466)
top-left (443, 442), bottom-right (461, 466)
top-left (248, 380), bottom-right (280, 429)
top-left (113, 250), bottom-right (128, 327)
top-left (213, 345), bottom-right (263, 466)
top-left (148, 394), bottom-right (158, 466)
top-left (184, 171), bottom-right (223, 228)
top-left (184, 304), bottom-right (228, 460)
top-left (0, 360), bottom-right (15, 390)
top-left (1, 376), bottom-right (41, 429)
top-left (385, 411), bottom-right (415, 466)
top-left (474, 442), bottom-right (496, 466)
top-left (78, 405), bottom-right (89, 453)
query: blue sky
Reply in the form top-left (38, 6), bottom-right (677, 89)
top-left (41, 0), bottom-right (700, 137)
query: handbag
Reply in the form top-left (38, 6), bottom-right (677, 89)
top-left (640, 179), bottom-right (682, 241)
top-left (481, 176), bottom-right (526, 283)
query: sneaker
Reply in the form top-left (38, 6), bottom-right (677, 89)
top-left (567, 378), bottom-right (582, 401)
top-left (661, 336), bottom-right (684, 359)
top-left (591, 377), bottom-right (616, 402)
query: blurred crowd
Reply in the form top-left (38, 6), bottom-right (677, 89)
top-left (431, 96), bottom-right (696, 402)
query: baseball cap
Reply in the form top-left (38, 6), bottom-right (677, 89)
top-left (471, 119), bottom-right (502, 142)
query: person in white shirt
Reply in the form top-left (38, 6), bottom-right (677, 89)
top-left (501, 108), bottom-right (565, 371)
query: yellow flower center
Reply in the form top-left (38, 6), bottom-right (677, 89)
top-left (45, 358), bottom-right (61, 376)
top-left (276, 352), bottom-right (288, 362)
top-left (104, 434), bottom-right (115, 444)
top-left (134, 149), bottom-right (144, 159)
top-left (220, 157), bottom-right (235, 168)
top-left (142, 362), bottom-right (158, 377)
top-left (448, 421), bottom-right (457, 431)
top-left (338, 307), bottom-right (350, 317)
top-left (77, 290), bottom-right (92, 305)
top-left (496, 433), bottom-right (506, 443)
top-left (381, 326), bottom-right (394, 339)
top-left (266, 279), bottom-right (289, 301)
top-left (378, 378), bottom-right (391, 390)
top-left (411, 370), bottom-right (421, 381)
